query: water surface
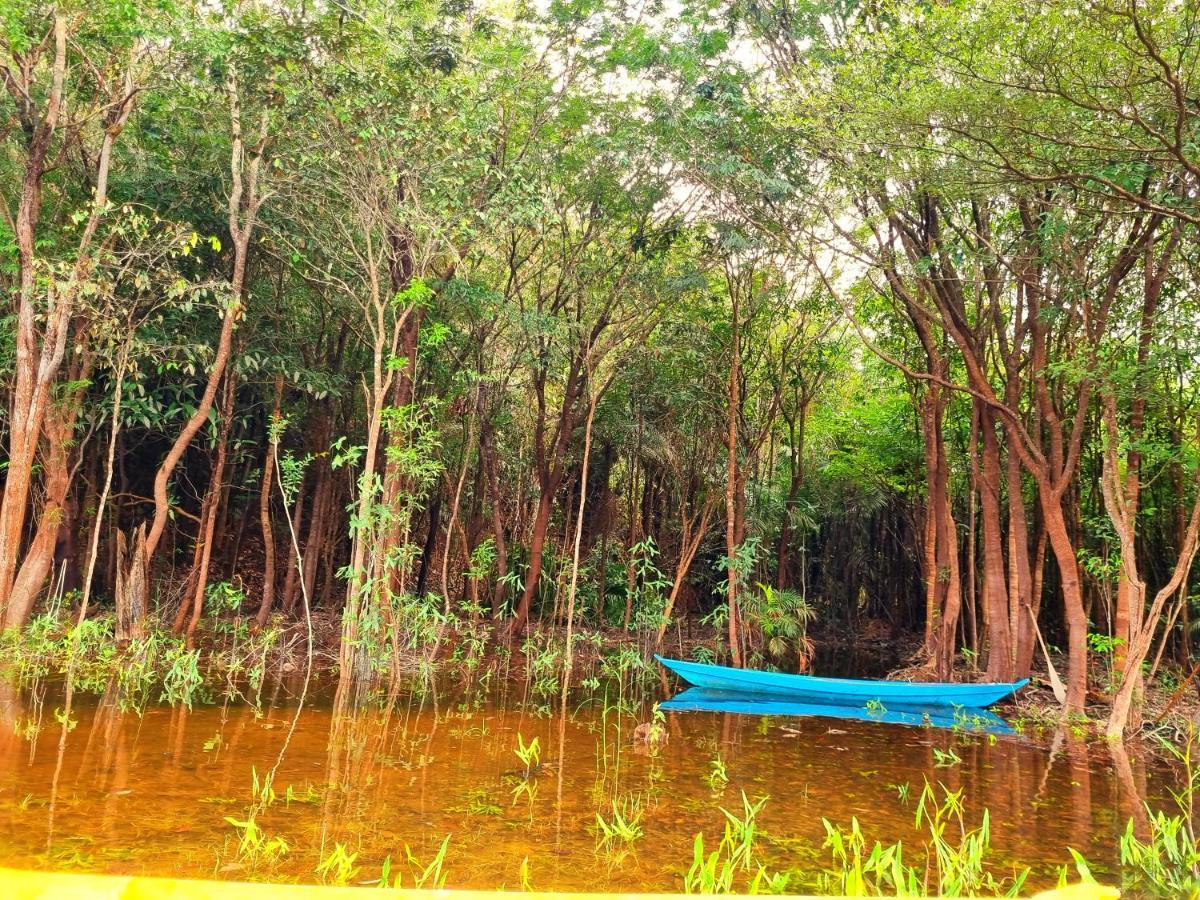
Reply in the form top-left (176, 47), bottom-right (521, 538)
top-left (0, 675), bottom-right (1174, 891)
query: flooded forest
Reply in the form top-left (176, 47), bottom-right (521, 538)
top-left (3, 0), bottom-right (1200, 896)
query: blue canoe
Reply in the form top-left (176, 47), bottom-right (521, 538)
top-left (660, 687), bottom-right (1016, 734)
top-left (656, 655), bottom-right (1028, 709)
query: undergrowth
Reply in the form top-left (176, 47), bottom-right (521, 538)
top-left (0, 610), bottom-right (285, 710)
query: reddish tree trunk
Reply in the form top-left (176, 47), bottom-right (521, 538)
top-left (182, 375), bottom-right (237, 645)
top-left (5, 393), bottom-right (85, 623)
top-left (510, 491), bottom-right (553, 633)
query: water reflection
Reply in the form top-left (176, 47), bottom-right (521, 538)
top-left (0, 675), bottom-right (1175, 891)
top-left (660, 687), bottom-right (1016, 735)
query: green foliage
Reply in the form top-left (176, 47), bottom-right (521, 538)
top-left (316, 843), bottom-right (360, 885)
top-left (819, 782), bottom-right (1030, 897)
top-left (626, 537), bottom-right (673, 632)
top-left (204, 581), bottom-right (246, 616)
top-left (741, 583), bottom-right (816, 669)
top-left (1121, 815), bottom-right (1200, 899)
top-left (223, 815), bottom-right (289, 866)
top-left (1119, 729), bottom-right (1200, 898)
top-left (513, 733), bottom-right (541, 774)
top-left (715, 538), bottom-right (761, 601)
top-left (595, 795), bottom-right (645, 848)
top-left (521, 629), bottom-right (567, 698)
top-left (379, 836), bottom-right (452, 889)
top-left (705, 755), bottom-right (729, 791)
top-left (160, 646), bottom-right (203, 708)
top-left (0, 615), bottom-right (213, 710)
top-left (683, 793), bottom-right (786, 894)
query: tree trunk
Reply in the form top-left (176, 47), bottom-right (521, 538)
top-left (775, 407), bottom-right (805, 591)
top-left (0, 18), bottom-right (133, 621)
top-left (5, 397), bottom-right (83, 624)
top-left (1042, 493), bottom-right (1089, 712)
top-left (1005, 425), bottom-right (1037, 679)
top-left (965, 404), bottom-right (980, 661)
top-left (656, 498), bottom-right (715, 646)
top-left (919, 384), bottom-right (961, 678)
top-left (183, 375), bottom-right (237, 645)
top-left (510, 490), bottom-right (552, 633)
top-left (559, 387), bottom-right (599, 707)
top-left (114, 525), bottom-right (148, 645)
top-left (725, 290), bottom-right (743, 668)
top-left (979, 406), bottom-right (1014, 680)
top-left (255, 375), bottom-right (284, 626)
top-left (441, 400), bottom-right (478, 619)
top-left (280, 478), bottom-right (308, 616)
top-left (481, 418), bottom-right (509, 617)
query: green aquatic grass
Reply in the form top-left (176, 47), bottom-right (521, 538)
top-left (819, 781), bottom-right (1030, 897)
top-left (595, 795), bottom-right (646, 849)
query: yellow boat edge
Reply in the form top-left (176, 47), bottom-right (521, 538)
top-left (0, 868), bottom-right (1120, 899)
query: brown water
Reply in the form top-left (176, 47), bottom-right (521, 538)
top-left (0, 676), bottom-right (1176, 892)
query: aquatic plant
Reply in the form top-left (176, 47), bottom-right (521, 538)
top-left (595, 795), bottom-right (645, 848)
top-left (316, 843), bottom-right (360, 885)
top-left (508, 734), bottom-right (542, 810)
top-left (519, 855), bottom-right (534, 891)
top-left (705, 755), bottom-right (729, 790)
top-left (450, 787), bottom-right (502, 817)
top-left (820, 815), bottom-right (914, 896)
top-left (214, 619), bottom-right (281, 706)
top-left (379, 835), bottom-right (451, 889)
top-left (951, 705), bottom-right (1001, 735)
top-left (250, 766), bottom-right (277, 807)
top-left (160, 645), bottom-right (203, 707)
top-left (932, 746), bottom-right (962, 768)
top-left (684, 792), bottom-right (786, 894)
top-left (0, 596), bottom-right (298, 714)
top-left (520, 629), bottom-right (565, 698)
top-left (284, 783), bottom-right (321, 805)
top-left (513, 732), bottom-right (541, 774)
top-left (1120, 814), bottom-right (1200, 898)
top-left (222, 815), bottom-right (289, 865)
top-left (819, 781), bottom-right (1030, 897)
top-left (1119, 727), bottom-right (1200, 897)
top-left (685, 831), bottom-right (739, 894)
